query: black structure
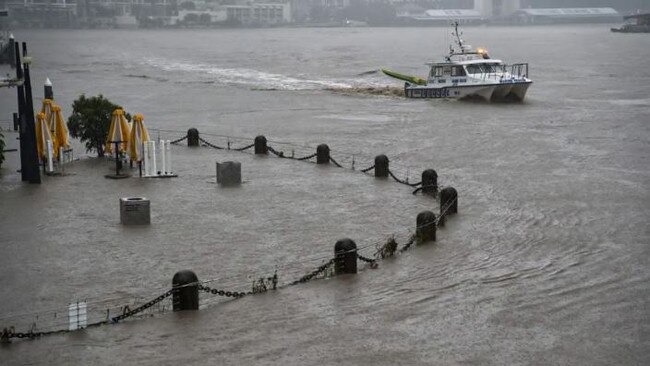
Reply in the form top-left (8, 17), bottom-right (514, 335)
top-left (254, 135), bottom-right (267, 155)
top-left (316, 144), bottom-right (330, 164)
top-left (374, 154), bottom-right (389, 178)
top-left (439, 186), bottom-right (458, 227)
top-left (15, 42), bottom-right (40, 184)
top-left (334, 238), bottom-right (357, 275)
top-left (187, 128), bottom-right (199, 147)
top-left (422, 169), bottom-right (438, 197)
top-left (416, 211), bottom-right (436, 243)
top-left (44, 78), bottom-right (53, 99)
top-left (172, 270), bottom-right (199, 311)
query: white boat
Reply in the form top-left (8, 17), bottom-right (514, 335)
top-left (383, 22), bottom-right (532, 102)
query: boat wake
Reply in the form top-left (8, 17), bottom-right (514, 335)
top-left (326, 86), bottom-right (404, 97)
top-left (142, 59), bottom-right (352, 91)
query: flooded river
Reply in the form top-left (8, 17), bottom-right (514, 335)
top-left (0, 25), bottom-right (649, 365)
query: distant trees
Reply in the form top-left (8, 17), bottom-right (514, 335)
top-left (67, 94), bottom-right (129, 157)
top-left (179, 1), bottom-right (196, 11)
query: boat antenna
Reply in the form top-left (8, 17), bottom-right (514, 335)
top-left (451, 20), bottom-right (464, 54)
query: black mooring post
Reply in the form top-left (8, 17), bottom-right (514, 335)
top-left (422, 169), bottom-right (438, 197)
top-left (112, 141), bottom-right (122, 176)
top-left (7, 34), bottom-right (15, 68)
top-left (21, 42), bottom-right (41, 184)
top-left (334, 238), bottom-right (357, 275)
top-left (187, 128), bottom-right (199, 147)
top-left (254, 135), bottom-right (267, 155)
top-left (416, 211), bottom-right (437, 243)
top-left (44, 77), bottom-right (53, 100)
top-left (316, 144), bottom-right (330, 164)
top-left (172, 270), bottom-right (199, 311)
top-left (13, 113), bottom-right (18, 131)
top-left (439, 186), bottom-right (458, 227)
top-left (374, 154), bottom-right (389, 178)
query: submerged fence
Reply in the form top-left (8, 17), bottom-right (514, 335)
top-left (1, 128), bottom-right (459, 343)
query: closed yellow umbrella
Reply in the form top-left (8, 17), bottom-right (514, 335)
top-left (50, 104), bottom-right (70, 151)
top-left (35, 112), bottom-right (56, 159)
top-left (128, 114), bottom-right (149, 162)
top-left (40, 99), bottom-right (54, 130)
top-left (105, 109), bottom-right (130, 155)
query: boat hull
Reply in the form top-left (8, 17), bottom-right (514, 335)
top-left (404, 81), bottom-right (532, 102)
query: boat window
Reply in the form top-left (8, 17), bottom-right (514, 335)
top-left (451, 66), bottom-right (466, 76)
top-left (431, 67), bottom-right (443, 78)
top-left (466, 65), bottom-right (482, 74)
top-left (481, 63), bottom-right (496, 73)
top-left (443, 67), bottom-right (452, 76)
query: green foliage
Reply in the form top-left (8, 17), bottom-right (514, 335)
top-left (67, 94), bottom-right (129, 157)
top-left (0, 131), bottom-right (5, 169)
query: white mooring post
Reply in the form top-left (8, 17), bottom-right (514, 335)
top-left (68, 301), bottom-right (87, 331)
top-left (46, 140), bottom-right (54, 173)
top-left (144, 141), bottom-right (157, 177)
top-left (165, 140), bottom-right (172, 175)
top-left (59, 147), bottom-right (64, 174)
top-left (159, 139), bottom-right (166, 175)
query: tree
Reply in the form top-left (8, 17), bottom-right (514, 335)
top-left (67, 94), bottom-right (129, 157)
top-left (0, 131), bottom-right (5, 169)
top-left (179, 1), bottom-right (195, 10)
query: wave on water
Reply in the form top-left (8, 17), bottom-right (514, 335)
top-left (124, 74), bottom-right (169, 82)
top-left (326, 86), bottom-right (405, 97)
top-left (143, 59), bottom-right (352, 91)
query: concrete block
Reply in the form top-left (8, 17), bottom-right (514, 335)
top-left (120, 197), bottom-right (151, 225)
top-left (216, 161), bottom-right (241, 186)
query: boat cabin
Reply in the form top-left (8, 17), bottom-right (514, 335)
top-left (426, 59), bottom-right (506, 82)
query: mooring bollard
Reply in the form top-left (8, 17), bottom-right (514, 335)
top-left (334, 238), bottom-right (357, 275)
top-left (254, 135), bottom-right (268, 155)
top-left (216, 161), bottom-right (242, 186)
top-left (375, 154), bottom-right (389, 178)
top-left (316, 144), bottom-right (330, 164)
top-left (422, 169), bottom-right (438, 197)
top-left (44, 77), bottom-right (53, 100)
top-left (172, 270), bottom-right (199, 311)
top-left (416, 211), bottom-right (436, 243)
top-left (119, 197), bottom-right (151, 225)
top-left (187, 128), bottom-right (199, 147)
top-left (439, 186), bottom-right (458, 226)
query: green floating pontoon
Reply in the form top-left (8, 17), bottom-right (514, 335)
top-left (381, 69), bottom-right (427, 86)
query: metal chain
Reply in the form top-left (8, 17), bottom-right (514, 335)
top-left (198, 284), bottom-right (247, 298)
top-left (289, 259), bottom-right (335, 286)
top-left (360, 165), bottom-right (375, 173)
top-left (267, 146), bottom-right (285, 157)
top-left (399, 234), bottom-right (417, 253)
top-left (169, 135), bottom-right (188, 145)
top-left (111, 289), bottom-right (174, 323)
top-left (388, 169), bottom-right (422, 187)
top-left (232, 143), bottom-right (255, 152)
top-left (199, 137), bottom-right (225, 150)
top-left (293, 152), bottom-right (317, 161)
top-left (329, 156), bottom-right (343, 168)
top-left (412, 184), bottom-right (437, 195)
top-left (1, 327), bottom-right (67, 340)
top-left (357, 254), bottom-right (376, 263)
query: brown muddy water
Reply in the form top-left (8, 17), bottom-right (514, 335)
top-left (0, 25), bottom-right (649, 365)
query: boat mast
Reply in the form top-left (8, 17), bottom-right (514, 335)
top-left (451, 21), bottom-right (464, 54)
